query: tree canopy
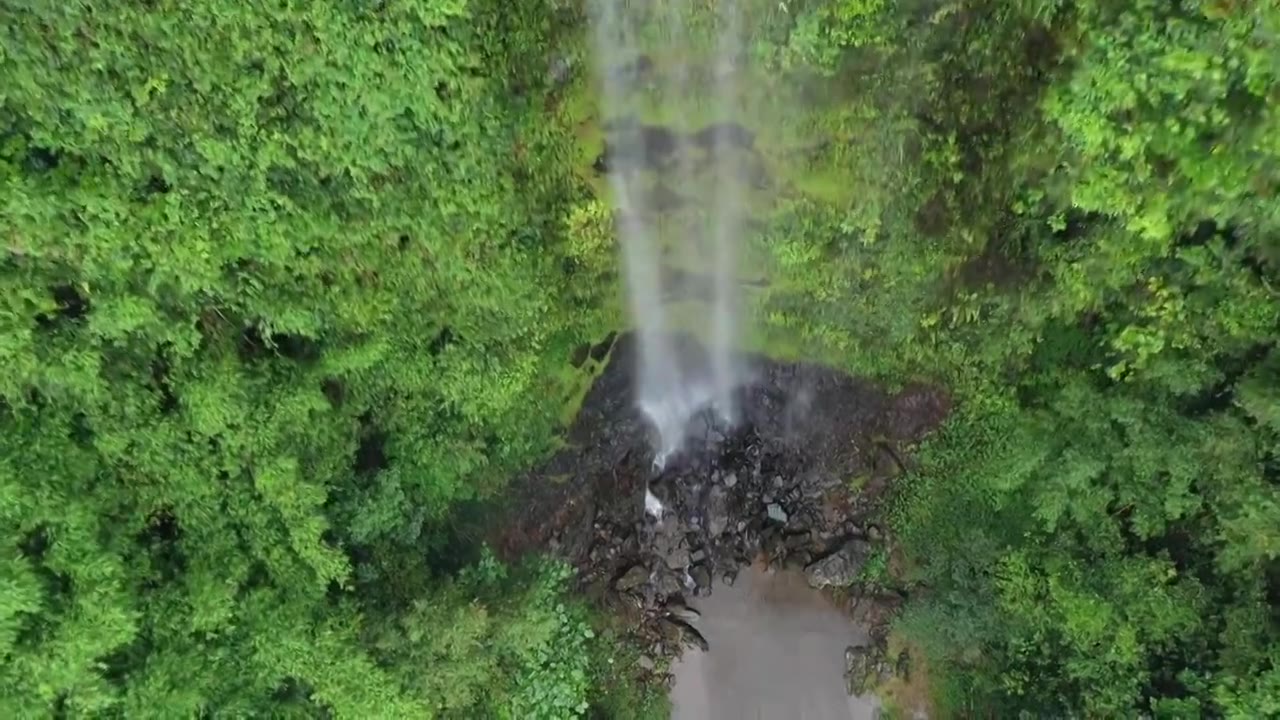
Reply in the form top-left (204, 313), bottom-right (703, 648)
top-left (2, 0), bottom-right (1277, 717)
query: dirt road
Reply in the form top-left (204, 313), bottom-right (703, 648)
top-left (670, 565), bottom-right (882, 720)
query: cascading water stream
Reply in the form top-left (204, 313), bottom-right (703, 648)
top-left (590, 0), bottom-right (747, 468)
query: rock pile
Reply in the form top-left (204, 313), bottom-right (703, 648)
top-left (496, 333), bottom-right (949, 683)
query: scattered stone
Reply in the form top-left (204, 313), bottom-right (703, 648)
top-left (665, 546), bottom-right (691, 570)
top-left (689, 564), bottom-right (712, 591)
top-left (663, 616), bottom-right (709, 652)
top-left (654, 567), bottom-right (683, 597)
top-left (615, 564), bottom-right (649, 592)
top-left (723, 472), bottom-right (738, 489)
top-left (844, 645), bottom-right (875, 696)
top-left (665, 603), bottom-right (701, 624)
top-left (805, 540), bottom-right (871, 588)
top-left (638, 654), bottom-right (655, 672)
top-left (690, 548), bottom-right (707, 563)
top-left (766, 503), bottom-right (789, 524)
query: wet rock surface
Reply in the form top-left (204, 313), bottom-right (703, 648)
top-left (844, 642), bottom-right (912, 698)
top-left (497, 333), bottom-right (949, 679)
top-left (806, 540), bottom-right (873, 589)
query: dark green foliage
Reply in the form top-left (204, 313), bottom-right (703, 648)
top-left (2, 0), bottom-right (608, 716)
top-left (759, 0), bottom-right (1280, 715)
top-left (4, 0), bottom-right (1278, 716)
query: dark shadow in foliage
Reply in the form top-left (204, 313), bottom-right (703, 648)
top-left (1178, 221), bottom-right (1279, 288)
top-left (913, 191), bottom-right (950, 238)
top-left (68, 412), bottom-right (94, 447)
top-left (238, 324), bottom-right (322, 363)
top-left (1180, 343), bottom-right (1273, 419)
top-left (34, 285), bottom-right (91, 329)
top-left (138, 509), bottom-right (186, 589)
top-left (19, 525), bottom-right (49, 561)
top-left (149, 351), bottom-right (180, 414)
top-left (570, 343), bottom-right (591, 368)
top-left (354, 412), bottom-right (389, 477)
top-left (271, 677), bottom-right (324, 712)
top-left (421, 498), bottom-right (493, 577)
top-left (1266, 559), bottom-right (1280, 611)
top-left (428, 327), bottom-right (456, 356)
top-left (23, 145), bottom-right (59, 173)
top-left (16, 526), bottom-right (73, 647)
top-left (590, 331), bottom-right (617, 362)
top-left (321, 378), bottom-right (345, 408)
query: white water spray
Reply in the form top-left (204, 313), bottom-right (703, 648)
top-left (591, 1), bottom-right (747, 464)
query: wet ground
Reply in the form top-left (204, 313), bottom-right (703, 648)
top-left (671, 564), bottom-right (882, 720)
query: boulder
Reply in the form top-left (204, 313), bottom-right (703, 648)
top-left (665, 545), bottom-right (691, 570)
top-left (844, 645), bottom-right (876, 696)
top-left (689, 564), bottom-right (712, 592)
top-left (662, 616), bottom-right (709, 652)
top-left (805, 540), bottom-right (871, 588)
top-left (615, 564), bottom-right (649, 592)
top-left (654, 566), bottom-right (684, 597)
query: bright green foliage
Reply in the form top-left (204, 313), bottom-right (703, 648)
top-left (1, 0), bottom-right (610, 716)
top-left (365, 552), bottom-right (594, 718)
top-left (732, 0), bottom-right (1280, 715)
top-left (5, 0), bottom-right (1279, 716)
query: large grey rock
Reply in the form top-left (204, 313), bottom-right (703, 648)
top-left (665, 545), bottom-right (691, 570)
top-left (654, 566), bottom-right (683, 597)
top-left (805, 540), bottom-right (871, 588)
top-left (689, 564), bottom-right (712, 592)
top-left (615, 564), bottom-right (649, 592)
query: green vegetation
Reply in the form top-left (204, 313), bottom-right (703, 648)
top-left (3, 0), bottom-right (1277, 717)
top-left (743, 1), bottom-right (1280, 716)
top-left (1, 1), bottom-right (615, 716)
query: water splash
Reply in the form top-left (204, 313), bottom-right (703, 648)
top-left (644, 486), bottom-right (666, 519)
top-left (591, 1), bottom-right (747, 463)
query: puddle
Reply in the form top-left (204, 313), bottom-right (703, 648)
top-left (671, 564), bottom-right (882, 720)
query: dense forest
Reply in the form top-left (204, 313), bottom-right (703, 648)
top-left (2, 1), bottom-right (1276, 718)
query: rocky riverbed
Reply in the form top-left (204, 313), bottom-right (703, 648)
top-left (497, 333), bottom-right (948, 706)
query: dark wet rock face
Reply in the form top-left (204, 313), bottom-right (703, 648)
top-left (497, 333), bottom-right (949, 674)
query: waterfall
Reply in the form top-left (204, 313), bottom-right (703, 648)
top-left (591, 1), bottom-right (746, 465)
